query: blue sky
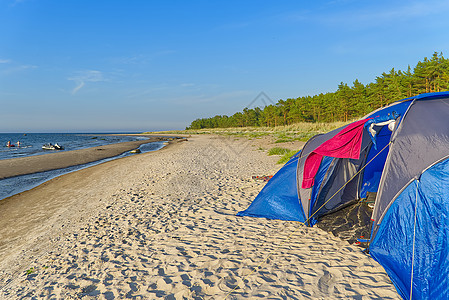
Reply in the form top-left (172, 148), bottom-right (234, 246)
top-left (1, 0), bottom-right (449, 132)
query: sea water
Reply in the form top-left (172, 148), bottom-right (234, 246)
top-left (0, 133), bottom-right (167, 200)
top-left (0, 133), bottom-right (147, 160)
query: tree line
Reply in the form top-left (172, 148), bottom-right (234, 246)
top-left (187, 52), bottom-right (449, 129)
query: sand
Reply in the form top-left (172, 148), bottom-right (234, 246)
top-left (0, 135), bottom-right (399, 299)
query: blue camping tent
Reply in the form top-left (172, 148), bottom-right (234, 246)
top-left (237, 92), bottom-right (449, 299)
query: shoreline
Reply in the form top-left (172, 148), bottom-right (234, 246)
top-left (0, 135), bottom-right (181, 180)
top-left (0, 136), bottom-right (186, 284)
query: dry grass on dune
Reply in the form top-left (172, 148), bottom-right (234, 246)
top-left (146, 120), bottom-right (352, 143)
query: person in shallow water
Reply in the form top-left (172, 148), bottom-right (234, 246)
top-left (6, 141), bottom-right (14, 147)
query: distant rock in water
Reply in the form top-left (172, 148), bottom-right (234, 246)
top-left (129, 149), bottom-right (141, 154)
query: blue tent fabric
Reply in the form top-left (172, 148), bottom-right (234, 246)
top-left (370, 158), bottom-right (449, 299)
top-left (237, 154), bottom-right (306, 223)
top-left (237, 98), bottom-right (415, 225)
top-left (236, 92), bottom-right (449, 299)
top-left (365, 99), bottom-right (411, 123)
top-left (359, 100), bottom-right (413, 198)
top-left (360, 126), bottom-right (392, 198)
top-left (364, 111), bottom-right (397, 149)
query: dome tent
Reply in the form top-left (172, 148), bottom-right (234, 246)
top-left (237, 91), bottom-right (449, 299)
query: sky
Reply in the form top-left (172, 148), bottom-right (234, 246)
top-left (1, 0), bottom-right (449, 132)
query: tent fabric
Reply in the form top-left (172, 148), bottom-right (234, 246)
top-left (237, 91), bottom-right (449, 299)
top-left (302, 118), bottom-right (370, 189)
top-left (297, 127), bottom-right (356, 220)
top-left (360, 126), bottom-right (392, 198)
top-left (359, 100), bottom-right (414, 199)
top-left (311, 157), bottom-right (357, 219)
top-left (309, 130), bottom-right (372, 221)
top-left (308, 155), bottom-right (335, 224)
top-left (372, 97), bottom-right (449, 229)
top-left (297, 134), bottom-right (334, 219)
top-left (364, 112), bottom-right (397, 149)
top-left (370, 157), bottom-right (449, 299)
top-left (236, 153), bottom-right (306, 222)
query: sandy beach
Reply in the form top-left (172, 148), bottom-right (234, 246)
top-left (0, 135), bottom-right (399, 299)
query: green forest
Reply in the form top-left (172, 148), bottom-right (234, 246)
top-left (187, 52), bottom-right (449, 129)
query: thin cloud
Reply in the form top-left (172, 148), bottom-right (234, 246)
top-left (349, 1), bottom-right (449, 26)
top-left (68, 70), bottom-right (104, 94)
top-left (0, 61), bottom-right (37, 75)
top-left (8, 0), bottom-right (27, 7)
top-left (279, 0), bottom-right (449, 28)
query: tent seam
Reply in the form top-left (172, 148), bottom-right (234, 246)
top-left (374, 154), bottom-right (449, 227)
top-left (410, 179), bottom-right (419, 300)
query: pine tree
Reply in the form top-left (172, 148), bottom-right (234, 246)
top-left (187, 52), bottom-right (449, 130)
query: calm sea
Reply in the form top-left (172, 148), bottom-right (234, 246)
top-left (0, 133), bottom-right (167, 200)
top-left (0, 133), bottom-right (147, 161)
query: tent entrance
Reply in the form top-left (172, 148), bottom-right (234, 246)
top-left (310, 137), bottom-right (371, 221)
top-left (316, 200), bottom-right (373, 244)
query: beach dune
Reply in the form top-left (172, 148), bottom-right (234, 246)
top-left (0, 135), bottom-right (399, 299)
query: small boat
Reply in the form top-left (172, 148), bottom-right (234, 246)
top-left (42, 143), bottom-right (64, 150)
